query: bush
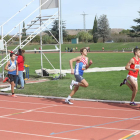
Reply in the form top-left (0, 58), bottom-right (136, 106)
top-left (4, 35), bottom-right (11, 42)
top-left (77, 31), bottom-right (93, 43)
top-left (64, 35), bottom-right (76, 42)
top-left (42, 35), bottom-right (56, 44)
top-left (32, 35), bottom-right (40, 43)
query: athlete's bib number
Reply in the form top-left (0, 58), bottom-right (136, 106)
top-left (135, 64), bottom-right (140, 70)
top-left (82, 65), bottom-right (86, 70)
top-left (8, 64), bottom-right (16, 70)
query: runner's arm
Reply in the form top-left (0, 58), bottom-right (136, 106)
top-left (125, 58), bottom-right (136, 72)
top-left (86, 58), bottom-right (93, 69)
top-left (5, 61), bottom-right (10, 71)
top-left (69, 56), bottom-right (81, 74)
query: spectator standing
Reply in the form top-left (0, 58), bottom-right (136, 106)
top-left (73, 47), bottom-right (75, 53)
top-left (39, 47), bottom-right (41, 53)
top-left (65, 47), bottom-right (67, 52)
top-left (76, 47), bottom-right (77, 52)
top-left (16, 49), bottom-right (25, 89)
top-left (34, 48), bottom-right (36, 53)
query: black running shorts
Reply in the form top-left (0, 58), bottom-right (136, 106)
top-left (8, 74), bottom-right (17, 83)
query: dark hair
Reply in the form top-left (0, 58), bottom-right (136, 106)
top-left (10, 53), bottom-right (15, 57)
top-left (18, 49), bottom-right (25, 61)
top-left (18, 49), bottom-right (22, 55)
top-left (133, 48), bottom-right (140, 55)
top-left (80, 47), bottom-right (87, 54)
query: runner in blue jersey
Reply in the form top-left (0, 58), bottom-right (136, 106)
top-left (5, 53), bottom-right (18, 97)
top-left (65, 47), bottom-right (93, 104)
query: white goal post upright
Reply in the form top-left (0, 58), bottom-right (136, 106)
top-left (39, 0), bottom-right (62, 76)
top-left (40, 0), bottom-right (62, 76)
top-left (59, 0), bottom-right (62, 76)
top-left (39, 0), bottom-right (43, 77)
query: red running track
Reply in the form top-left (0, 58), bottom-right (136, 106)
top-left (0, 94), bottom-right (140, 140)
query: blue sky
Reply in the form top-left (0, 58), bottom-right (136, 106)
top-left (0, 0), bottom-right (140, 34)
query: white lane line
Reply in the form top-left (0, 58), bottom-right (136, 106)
top-left (131, 130), bottom-right (140, 135)
top-left (95, 126), bottom-right (139, 132)
top-left (0, 107), bottom-right (26, 111)
top-left (34, 111), bottom-right (140, 121)
top-left (0, 99), bottom-right (54, 106)
top-left (1, 116), bottom-right (88, 127)
top-left (57, 105), bottom-right (140, 112)
top-left (0, 105), bottom-right (56, 118)
top-left (118, 130), bottom-right (140, 140)
top-left (1, 116), bottom-right (139, 132)
top-left (0, 129), bottom-right (79, 140)
top-left (0, 99), bottom-right (139, 112)
top-left (21, 105), bottom-right (57, 114)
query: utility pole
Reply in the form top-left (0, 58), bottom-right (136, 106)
top-left (81, 12), bottom-right (88, 31)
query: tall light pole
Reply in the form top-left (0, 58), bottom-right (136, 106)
top-left (81, 12), bottom-right (88, 31)
top-left (60, 0), bottom-right (63, 44)
top-left (39, 0), bottom-right (43, 76)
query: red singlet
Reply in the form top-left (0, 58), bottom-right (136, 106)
top-left (128, 57), bottom-right (140, 78)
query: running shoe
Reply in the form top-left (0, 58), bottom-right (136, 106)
top-left (3, 77), bottom-right (9, 83)
top-left (70, 80), bottom-right (75, 90)
top-left (120, 79), bottom-right (127, 86)
top-left (12, 94), bottom-right (17, 98)
top-left (130, 102), bottom-right (138, 106)
top-left (65, 99), bottom-right (73, 105)
top-left (18, 87), bottom-right (24, 90)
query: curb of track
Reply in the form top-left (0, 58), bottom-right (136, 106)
top-left (0, 92), bottom-right (140, 104)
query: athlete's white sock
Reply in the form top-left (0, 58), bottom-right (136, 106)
top-left (67, 95), bottom-right (71, 100)
top-left (73, 81), bottom-right (78, 85)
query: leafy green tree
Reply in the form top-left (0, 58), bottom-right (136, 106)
top-left (45, 20), bottom-right (67, 41)
top-left (77, 31), bottom-right (92, 43)
top-left (129, 11), bottom-right (140, 37)
top-left (65, 35), bottom-right (76, 42)
top-left (93, 16), bottom-right (98, 43)
top-left (119, 29), bottom-right (130, 35)
top-left (98, 15), bottom-right (110, 43)
top-left (42, 35), bottom-right (55, 44)
top-left (22, 21), bottom-right (26, 37)
top-left (4, 35), bottom-right (11, 42)
top-left (32, 35), bottom-right (40, 43)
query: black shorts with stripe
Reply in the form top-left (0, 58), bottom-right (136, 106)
top-left (8, 74), bottom-right (17, 83)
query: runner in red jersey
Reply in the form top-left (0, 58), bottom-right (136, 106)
top-left (120, 48), bottom-right (140, 106)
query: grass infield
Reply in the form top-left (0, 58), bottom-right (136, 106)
top-left (2, 52), bottom-right (140, 101)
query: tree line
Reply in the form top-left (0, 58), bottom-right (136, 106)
top-left (2, 10), bottom-right (140, 44)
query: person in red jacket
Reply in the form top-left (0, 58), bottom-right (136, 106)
top-left (16, 49), bottom-right (25, 89)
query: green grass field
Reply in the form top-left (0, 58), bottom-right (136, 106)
top-left (13, 71), bottom-right (140, 101)
top-left (8, 42), bottom-right (140, 52)
top-left (2, 51), bottom-right (140, 102)
top-left (23, 52), bottom-right (133, 75)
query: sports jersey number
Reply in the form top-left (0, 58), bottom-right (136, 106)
top-left (8, 64), bottom-right (16, 70)
top-left (82, 65), bottom-right (86, 70)
top-left (135, 64), bottom-right (140, 70)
